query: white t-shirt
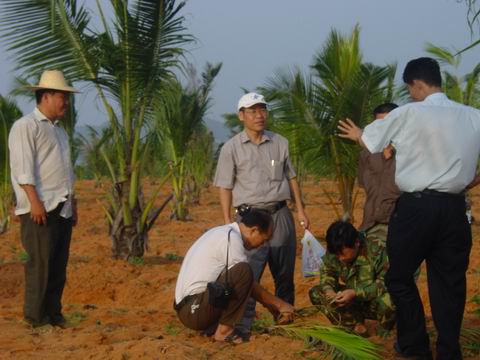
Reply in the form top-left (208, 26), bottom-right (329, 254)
top-left (175, 223), bottom-right (248, 304)
top-left (362, 93), bottom-right (480, 193)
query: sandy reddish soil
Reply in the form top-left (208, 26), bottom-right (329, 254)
top-left (0, 179), bottom-right (479, 359)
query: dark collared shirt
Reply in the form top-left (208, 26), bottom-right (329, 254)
top-left (358, 149), bottom-right (401, 231)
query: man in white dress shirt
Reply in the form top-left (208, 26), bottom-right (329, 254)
top-left (9, 70), bottom-right (78, 328)
top-left (338, 57), bottom-right (480, 360)
top-left (174, 209), bottom-right (294, 344)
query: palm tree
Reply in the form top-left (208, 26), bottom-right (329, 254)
top-left (260, 26), bottom-right (397, 218)
top-left (185, 125), bottom-right (216, 206)
top-left (310, 27), bottom-right (396, 217)
top-left (0, 0), bottom-right (192, 259)
top-left (459, 0), bottom-right (480, 52)
top-left (0, 95), bottom-right (22, 234)
top-left (153, 62), bottom-right (221, 220)
top-left (76, 125), bottom-right (116, 185)
top-left (425, 43), bottom-right (480, 107)
top-left (259, 67), bottom-right (316, 187)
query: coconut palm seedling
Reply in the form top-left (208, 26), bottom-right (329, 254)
top-left (153, 63), bottom-right (221, 220)
top-left (77, 125), bottom-right (116, 186)
top-left (0, 95), bottom-right (22, 234)
top-left (184, 125), bottom-right (215, 206)
top-left (0, 0), bottom-right (193, 258)
top-left (458, 0), bottom-right (480, 53)
top-left (425, 43), bottom-right (480, 107)
top-left (258, 26), bottom-right (398, 219)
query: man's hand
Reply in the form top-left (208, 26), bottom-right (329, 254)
top-left (30, 199), bottom-right (47, 225)
top-left (298, 210), bottom-right (310, 230)
top-left (383, 144), bottom-right (395, 160)
top-left (337, 118), bottom-right (363, 143)
top-left (219, 188), bottom-right (233, 224)
top-left (325, 290), bottom-right (337, 303)
top-left (335, 289), bottom-right (356, 307)
top-left (273, 300), bottom-right (295, 325)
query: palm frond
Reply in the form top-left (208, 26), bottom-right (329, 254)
top-left (275, 322), bottom-right (383, 360)
top-left (0, 0), bottom-right (97, 81)
top-left (425, 43), bottom-right (460, 67)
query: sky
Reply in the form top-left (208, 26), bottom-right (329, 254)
top-left (0, 0), bottom-right (479, 142)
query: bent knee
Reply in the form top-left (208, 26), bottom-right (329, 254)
top-left (309, 285), bottom-right (326, 305)
top-left (230, 262), bottom-right (253, 281)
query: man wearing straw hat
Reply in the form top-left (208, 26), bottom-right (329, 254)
top-left (8, 70), bottom-right (78, 328)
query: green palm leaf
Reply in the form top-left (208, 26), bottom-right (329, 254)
top-left (0, 95), bottom-right (22, 233)
top-left (276, 322), bottom-right (383, 360)
top-left (254, 26), bottom-right (398, 217)
top-left (0, 0), bottom-right (193, 257)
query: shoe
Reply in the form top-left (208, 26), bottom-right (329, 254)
top-left (393, 342), bottom-right (433, 360)
top-left (353, 322), bottom-right (368, 337)
top-left (232, 329), bottom-right (250, 342)
top-left (50, 314), bottom-right (67, 328)
top-left (215, 330), bottom-right (249, 345)
top-left (200, 322), bottom-right (218, 337)
top-left (23, 316), bottom-right (51, 328)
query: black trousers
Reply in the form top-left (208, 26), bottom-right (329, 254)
top-left (385, 192), bottom-right (471, 360)
top-left (20, 203), bottom-right (73, 323)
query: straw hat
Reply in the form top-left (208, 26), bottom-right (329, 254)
top-left (24, 70), bottom-right (78, 93)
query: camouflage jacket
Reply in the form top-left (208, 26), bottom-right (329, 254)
top-left (319, 237), bottom-right (388, 302)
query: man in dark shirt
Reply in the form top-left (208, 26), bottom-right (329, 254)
top-left (358, 103), bottom-right (400, 247)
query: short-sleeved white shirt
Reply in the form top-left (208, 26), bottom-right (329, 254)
top-left (361, 93), bottom-right (480, 193)
top-left (175, 223), bottom-right (248, 304)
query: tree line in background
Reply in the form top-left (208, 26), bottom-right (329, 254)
top-left (0, 0), bottom-right (478, 261)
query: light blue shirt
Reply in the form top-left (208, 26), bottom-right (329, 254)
top-left (362, 93), bottom-right (480, 193)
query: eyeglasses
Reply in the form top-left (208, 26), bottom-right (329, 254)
top-left (242, 108), bottom-right (268, 115)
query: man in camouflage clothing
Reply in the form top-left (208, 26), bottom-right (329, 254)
top-left (309, 221), bottom-right (395, 335)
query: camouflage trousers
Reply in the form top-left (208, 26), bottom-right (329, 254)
top-left (308, 285), bottom-right (396, 331)
top-left (365, 223), bottom-right (388, 247)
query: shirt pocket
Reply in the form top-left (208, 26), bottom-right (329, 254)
top-left (269, 160), bottom-right (285, 181)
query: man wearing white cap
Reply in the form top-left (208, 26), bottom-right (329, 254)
top-left (214, 92), bottom-right (309, 339)
top-left (9, 70), bottom-right (78, 327)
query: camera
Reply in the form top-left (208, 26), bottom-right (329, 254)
top-left (207, 281), bottom-right (234, 309)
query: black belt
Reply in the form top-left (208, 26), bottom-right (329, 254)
top-left (404, 189), bottom-right (465, 199)
top-left (237, 200), bottom-right (287, 215)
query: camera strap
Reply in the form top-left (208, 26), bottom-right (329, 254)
top-left (225, 228), bottom-right (232, 288)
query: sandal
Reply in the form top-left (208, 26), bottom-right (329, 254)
top-left (215, 329), bottom-right (249, 345)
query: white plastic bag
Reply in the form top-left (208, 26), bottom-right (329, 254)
top-left (301, 229), bottom-right (326, 277)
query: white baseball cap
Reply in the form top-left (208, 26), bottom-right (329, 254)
top-left (237, 92), bottom-right (267, 111)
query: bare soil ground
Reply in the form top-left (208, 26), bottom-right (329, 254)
top-left (0, 179), bottom-right (479, 359)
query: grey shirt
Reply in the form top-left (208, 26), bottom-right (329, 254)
top-left (214, 130), bottom-right (296, 207)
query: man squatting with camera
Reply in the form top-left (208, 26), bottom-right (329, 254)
top-left (174, 209), bottom-right (294, 344)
